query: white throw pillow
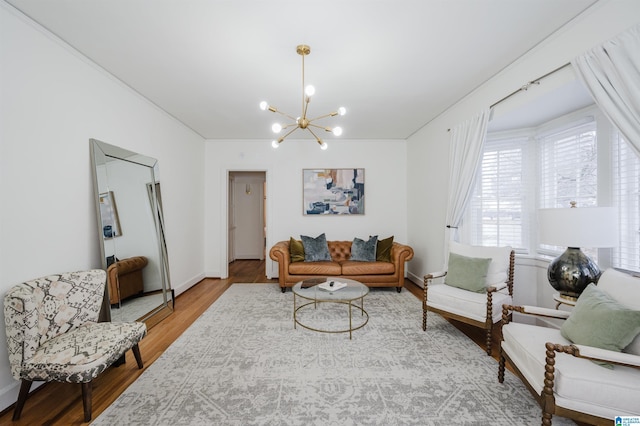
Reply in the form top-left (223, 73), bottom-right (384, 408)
top-left (597, 268), bottom-right (640, 356)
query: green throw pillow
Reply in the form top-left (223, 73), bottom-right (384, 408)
top-left (444, 252), bottom-right (491, 293)
top-left (289, 237), bottom-right (305, 263)
top-left (561, 284), bottom-right (640, 363)
top-left (375, 235), bottom-right (394, 262)
top-left (351, 236), bottom-right (378, 261)
top-left (300, 233), bottom-right (332, 262)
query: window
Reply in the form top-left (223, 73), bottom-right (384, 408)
top-left (464, 112), bottom-right (640, 274)
top-left (538, 121), bottom-right (597, 256)
top-left (612, 132), bottom-right (640, 272)
top-left (467, 136), bottom-right (529, 251)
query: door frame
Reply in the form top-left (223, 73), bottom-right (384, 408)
top-left (221, 168), bottom-right (269, 279)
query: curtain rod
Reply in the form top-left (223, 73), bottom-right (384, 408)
top-left (489, 62), bottom-right (572, 109)
top-left (447, 62), bottom-right (572, 133)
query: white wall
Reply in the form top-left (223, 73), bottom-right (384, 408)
top-left (0, 4), bottom-right (206, 410)
top-left (406, 0), bottom-right (640, 307)
top-left (204, 139), bottom-right (408, 279)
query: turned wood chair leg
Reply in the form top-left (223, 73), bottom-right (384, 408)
top-left (485, 327), bottom-right (492, 356)
top-left (498, 353), bottom-right (506, 383)
top-left (132, 344), bottom-right (144, 369)
top-left (82, 381), bottom-right (93, 422)
top-left (12, 379), bottom-right (33, 420)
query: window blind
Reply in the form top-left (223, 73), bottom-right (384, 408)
top-left (613, 132), bottom-right (640, 272)
top-left (469, 137), bottom-right (528, 250)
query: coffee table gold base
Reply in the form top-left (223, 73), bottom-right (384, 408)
top-left (293, 299), bottom-right (369, 339)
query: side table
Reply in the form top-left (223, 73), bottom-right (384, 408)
top-left (553, 293), bottom-right (577, 309)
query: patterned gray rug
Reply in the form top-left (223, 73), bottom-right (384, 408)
top-left (92, 283), bottom-right (574, 425)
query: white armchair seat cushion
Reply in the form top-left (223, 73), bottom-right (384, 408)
top-left (502, 322), bottom-right (640, 418)
top-left (21, 321), bottom-right (147, 383)
top-left (427, 283), bottom-right (511, 323)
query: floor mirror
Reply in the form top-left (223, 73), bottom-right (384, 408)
top-left (90, 139), bottom-right (173, 328)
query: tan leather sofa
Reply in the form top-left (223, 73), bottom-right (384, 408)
top-left (107, 256), bottom-right (148, 304)
top-left (269, 240), bottom-right (414, 292)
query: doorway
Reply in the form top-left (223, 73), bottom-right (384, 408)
top-left (228, 171), bottom-right (266, 264)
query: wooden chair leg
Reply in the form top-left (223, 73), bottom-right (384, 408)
top-left (81, 381), bottom-right (92, 422)
top-left (498, 353), bottom-right (506, 383)
top-left (485, 327), bottom-right (492, 356)
top-left (12, 379), bottom-right (33, 420)
top-left (132, 344), bottom-right (144, 369)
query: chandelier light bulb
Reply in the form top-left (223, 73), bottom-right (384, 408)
top-left (305, 85), bottom-right (315, 97)
top-left (271, 123), bottom-right (282, 133)
top-left (332, 126), bottom-right (343, 136)
top-left (320, 142), bottom-right (328, 150)
top-left (338, 107), bottom-right (346, 116)
top-left (259, 101), bottom-right (268, 111)
top-left (271, 140), bottom-right (280, 148)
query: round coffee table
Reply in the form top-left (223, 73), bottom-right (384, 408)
top-left (292, 277), bottom-right (369, 339)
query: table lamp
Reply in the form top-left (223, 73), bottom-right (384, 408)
top-left (538, 202), bottom-right (618, 300)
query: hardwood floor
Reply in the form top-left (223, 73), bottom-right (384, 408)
top-left (0, 260), bottom-right (505, 425)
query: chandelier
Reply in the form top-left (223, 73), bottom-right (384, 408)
top-left (259, 44), bottom-right (345, 150)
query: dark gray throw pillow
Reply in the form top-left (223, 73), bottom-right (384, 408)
top-left (300, 233), bottom-right (332, 262)
top-left (351, 236), bottom-right (378, 261)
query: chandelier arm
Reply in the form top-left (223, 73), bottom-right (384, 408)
top-left (306, 127), bottom-right (323, 143)
top-left (302, 97), bottom-right (311, 120)
top-left (279, 125), bottom-right (301, 142)
top-left (272, 109), bottom-right (298, 122)
top-left (306, 112), bottom-right (338, 122)
top-left (307, 123), bottom-right (331, 131)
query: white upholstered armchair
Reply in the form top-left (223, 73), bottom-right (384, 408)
top-left (499, 268), bottom-right (640, 425)
top-left (3, 270), bottom-right (147, 422)
top-left (423, 242), bottom-right (515, 355)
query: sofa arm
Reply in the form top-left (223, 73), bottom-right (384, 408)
top-left (113, 256), bottom-right (148, 275)
top-left (269, 241), bottom-right (291, 286)
top-left (269, 241), bottom-right (290, 264)
top-left (391, 242), bottom-right (414, 265)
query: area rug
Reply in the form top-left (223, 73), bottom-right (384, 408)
top-left (92, 284), bottom-right (574, 426)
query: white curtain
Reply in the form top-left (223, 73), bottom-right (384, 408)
top-left (572, 23), bottom-right (640, 157)
top-left (444, 108), bottom-right (491, 253)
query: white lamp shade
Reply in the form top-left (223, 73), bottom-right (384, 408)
top-left (538, 206), bottom-right (618, 248)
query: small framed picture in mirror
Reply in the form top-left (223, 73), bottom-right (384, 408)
top-left (99, 191), bottom-right (122, 238)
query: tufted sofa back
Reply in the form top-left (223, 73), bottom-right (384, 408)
top-left (3, 270), bottom-right (106, 379)
top-left (327, 241), bottom-right (353, 262)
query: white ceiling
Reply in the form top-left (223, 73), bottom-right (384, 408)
top-left (6, 0), bottom-right (599, 140)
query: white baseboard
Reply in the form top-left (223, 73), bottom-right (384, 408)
top-left (407, 271), bottom-right (423, 288)
top-left (173, 273), bottom-right (206, 297)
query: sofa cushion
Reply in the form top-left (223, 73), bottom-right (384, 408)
top-left (289, 261), bottom-right (342, 276)
top-left (502, 322), bottom-right (640, 418)
top-left (597, 268), bottom-right (640, 356)
top-left (289, 237), bottom-right (305, 263)
top-left (375, 236), bottom-right (394, 262)
top-left (561, 284), bottom-right (640, 357)
top-left (341, 261), bottom-right (395, 276)
top-left (449, 242), bottom-right (511, 286)
top-left (301, 233), bottom-right (331, 262)
top-left (351, 236), bottom-right (377, 261)
top-left (426, 283), bottom-right (510, 323)
top-left (444, 252), bottom-right (491, 293)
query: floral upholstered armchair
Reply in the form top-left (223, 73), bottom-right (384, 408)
top-left (3, 269), bottom-right (147, 422)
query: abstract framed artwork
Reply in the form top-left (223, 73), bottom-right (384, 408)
top-left (303, 168), bottom-right (365, 215)
top-left (99, 191), bottom-right (122, 238)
